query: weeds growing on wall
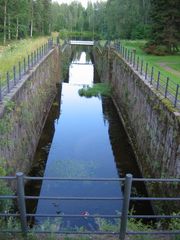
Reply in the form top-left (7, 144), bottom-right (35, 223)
top-left (0, 158), bottom-right (14, 213)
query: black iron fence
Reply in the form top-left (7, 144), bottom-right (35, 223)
top-left (95, 41), bottom-right (180, 110)
top-left (0, 173), bottom-right (179, 239)
top-left (0, 39), bottom-right (54, 103)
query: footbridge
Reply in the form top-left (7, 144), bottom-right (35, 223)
top-left (69, 40), bottom-right (94, 46)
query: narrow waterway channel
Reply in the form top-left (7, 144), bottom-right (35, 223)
top-left (26, 48), bottom-right (153, 230)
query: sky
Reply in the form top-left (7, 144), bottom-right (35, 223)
top-left (52, 0), bottom-right (107, 8)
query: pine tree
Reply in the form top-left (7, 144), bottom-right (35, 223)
top-left (149, 0), bottom-right (180, 53)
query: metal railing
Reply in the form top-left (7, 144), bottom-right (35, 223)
top-left (94, 40), bottom-right (180, 110)
top-left (0, 39), bottom-right (53, 103)
top-left (0, 173), bottom-right (179, 239)
top-left (111, 42), bottom-right (180, 110)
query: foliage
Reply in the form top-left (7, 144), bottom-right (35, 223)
top-left (105, 0), bottom-right (151, 40)
top-left (51, 1), bottom-right (107, 39)
top-left (147, 0), bottom-right (180, 54)
top-left (95, 217), bottom-right (119, 232)
top-left (0, 37), bottom-right (48, 83)
top-left (127, 218), bottom-right (153, 240)
top-left (169, 212), bottom-right (180, 240)
top-left (0, 159), bottom-right (14, 214)
top-left (0, 0), bottom-right (51, 44)
top-left (78, 83), bottom-right (112, 98)
top-left (60, 30), bottom-right (101, 41)
top-left (144, 43), bottom-right (169, 55)
top-left (121, 40), bottom-right (180, 85)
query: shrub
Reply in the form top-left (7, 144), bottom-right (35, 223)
top-left (144, 42), bottom-right (169, 55)
top-left (0, 160), bottom-right (14, 213)
top-left (78, 83), bottom-right (112, 98)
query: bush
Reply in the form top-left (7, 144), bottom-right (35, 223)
top-left (78, 83), bottom-right (112, 98)
top-left (144, 42), bottom-right (169, 55)
top-left (169, 212), bottom-right (180, 240)
top-left (0, 160), bottom-right (14, 213)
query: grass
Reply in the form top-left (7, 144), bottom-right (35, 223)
top-left (121, 40), bottom-right (180, 85)
top-left (0, 37), bottom-right (49, 84)
top-left (0, 214), bottom-right (179, 240)
top-left (78, 83), bottom-right (112, 98)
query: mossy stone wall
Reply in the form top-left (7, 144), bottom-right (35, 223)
top-left (93, 47), bottom-right (180, 179)
top-left (0, 46), bottom-right (61, 174)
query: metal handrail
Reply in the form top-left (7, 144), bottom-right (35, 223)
top-left (0, 172), bottom-right (179, 239)
top-left (0, 38), bottom-right (54, 103)
top-left (110, 42), bottom-right (180, 110)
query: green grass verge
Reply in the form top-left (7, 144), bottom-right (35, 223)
top-left (0, 37), bottom-right (49, 84)
top-left (78, 83), bottom-right (112, 98)
top-left (121, 40), bottom-right (180, 85)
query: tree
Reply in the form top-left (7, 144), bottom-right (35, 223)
top-left (148, 0), bottom-right (180, 53)
top-left (105, 0), bottom-right (151, 40)
top-left (42, 0), bottom-right (52, 35)
top-left (3, 0), bottom-right (7, 44)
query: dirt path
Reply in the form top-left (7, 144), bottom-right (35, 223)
top-left (158, 62), bottom-right (180, 77)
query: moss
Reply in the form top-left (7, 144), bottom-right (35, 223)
top-left (161, 98), bottom-right (177, 112)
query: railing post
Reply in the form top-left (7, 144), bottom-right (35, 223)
top-left (156, 71), bottom-right (160, 90)
top-left (45, 43), bottom-right (47, 54)
top-left (13, 66), bottom-right (16, 85)
top-left (120, 174), bottom-right (132, 240)
top-left (136, 56), bottom-right (139, 71)
top-left (145, 63), bottom-right (148, 80)
top-left (23, 58), bottom-right (26, 74)
top-left (19, 62), bottom-right (21, 80)
top-left (31, 53), bottom-right (33, 67)
top-left (130, 52), bottom-right (132, 65)
top-left (165, 77), bottom-right (169, 98)
top-left (28, 55), bottom-right (30, 70)
top-left (150, 66), bottom-right (154, 84)
top-left (39, 47), bottom-right (41, 59)
top-left (48, 39), bottom-right (50, 50)
top-left (133, 51), bottom-right (136, 67)
top-left (174, 84), bottom-right (179, 108)
top-left (33, 51), bottom-right (35, 64)
top-left (16, 172), bottom-right (28, 236)
top-left (0, 74), bottom-right (2, 102)
top-left (57, 36), bottom-right (60, 45)
top-left (7, 71), bottom-right (10, 93)
top-left (117, 42), bottom-right (120, 52)
top-left (125, 48), bottom-right (127, 60)
top-left (140, 60), bottom-right (143, 75)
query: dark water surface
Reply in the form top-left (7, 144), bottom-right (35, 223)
top-left (26, 50), bottom-right (153, 229)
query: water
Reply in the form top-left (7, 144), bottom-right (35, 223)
top-left (26, 50), bottom-right (153, 230)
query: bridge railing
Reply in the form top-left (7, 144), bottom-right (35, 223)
top-left (0, 173), bottom-right (179, 239)
top-left (111, 42), bottom-right (180, 110)
top-left (0, 39), bottom-right (53, 103)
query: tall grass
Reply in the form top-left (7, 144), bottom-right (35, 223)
top-left (0, 37), bottom-right (49, 84)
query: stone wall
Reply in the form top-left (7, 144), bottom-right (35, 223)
top-left (93, 47), bottom-right (180, 179)
top-left (0, 46), bottom-right (61, 174)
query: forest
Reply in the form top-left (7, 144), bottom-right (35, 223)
top-left (0, 0), bottom-right (179, 54)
